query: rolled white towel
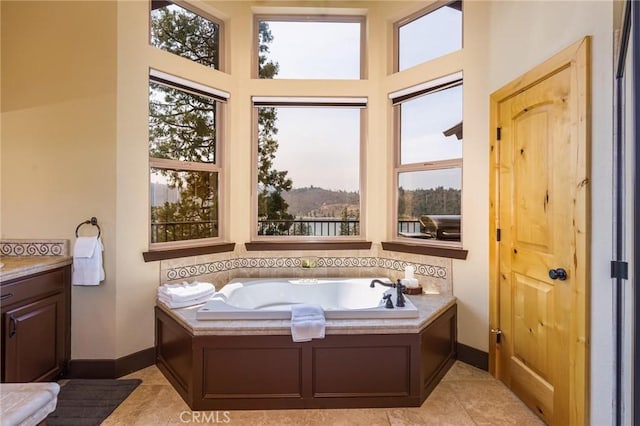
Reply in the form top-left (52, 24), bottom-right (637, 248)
top-left (158, 292), bottom-right (214, 309)
top-left (158, 281), bottom-right (215, 303)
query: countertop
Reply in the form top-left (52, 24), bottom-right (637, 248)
top-left (0, 256), bottom-right (72, 283)
top-left (157, 293), bottom-right (457, 336)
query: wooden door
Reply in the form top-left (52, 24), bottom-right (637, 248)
top-left (3, 294), bottom-right (64, 382)
top-left (489, 38), bottom-right (590, 425)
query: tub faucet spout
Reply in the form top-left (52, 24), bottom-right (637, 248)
top-left (370, 279), bottom-right (395, 288)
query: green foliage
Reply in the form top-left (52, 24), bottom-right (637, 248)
top-left (148, 3), bottom-right (223, 242)
top-left (339, 206), bottom-right (359, 236)
top-left (282, 187), bottom-right (359, 218)
top-left (397, 186), bottom-right (461, 219)
top-left (149, 82), bottom-right (216, 163)
top-left (150, 3), bottom-right (220, 68)
top-left (149, 171), bottom-right (219, 243)
top-left (258, 21), bottom-right (279, 79)
top-left (256, 23), bottom-right (295, 235)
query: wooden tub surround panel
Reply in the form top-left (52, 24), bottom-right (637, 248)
top-left (155, 304), bottom-right (456, 410)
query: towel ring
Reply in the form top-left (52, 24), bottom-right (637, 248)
top-left (75, 217), bottom-right (101, 238)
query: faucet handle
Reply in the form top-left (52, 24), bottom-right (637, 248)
top-left (382, 294), bottom-right (394, 309)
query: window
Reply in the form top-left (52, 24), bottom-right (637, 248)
top-left (150, 0), bottom-right (223, 70)
top-left (255, 16), bottom-right (364, 79)
top-left (148, 70), bottom-right (228, 246)
top-left (252, 97), bottom-right (365, 238)
top-left (391, 73), bottom-right (463, 244)
top-left (395, 1), bottom-right (462, 72)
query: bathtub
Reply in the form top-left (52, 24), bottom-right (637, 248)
top-left (196, 277), bottom-right (419, 320)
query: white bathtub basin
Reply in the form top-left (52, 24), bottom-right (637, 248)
top-left (196, 278), bottom-right (419, 320)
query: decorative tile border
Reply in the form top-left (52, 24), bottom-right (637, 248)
top-left (0, 239), bottom-right (69, 257)
top-left (166, 256), bottom-right (447, 281)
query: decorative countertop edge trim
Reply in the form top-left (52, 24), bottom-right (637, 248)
top-left (381, 241), bottom-right (468, 260)
top-left (143, 243), bottom-right (235, 262)
top-left (245, 241), bottom-right (372, 251)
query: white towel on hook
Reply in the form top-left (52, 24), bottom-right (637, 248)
top-left (290, 304), bottom-right (326, 342)
top-left (72, 236), bottom-right (105, 286)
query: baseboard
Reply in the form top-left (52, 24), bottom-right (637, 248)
top-left (456, 342), bottom-right (488, 371)
top-left (68, 347), bottom-right (155, 379)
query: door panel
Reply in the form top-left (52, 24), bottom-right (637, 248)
top-left (499, 68), bottom-right (571, 424)
top-left (512, 273), bottom-right (552, 379)
top-left (490, 37), bottom-right (590, 426)
top-left (3, 294), bottom-right (63, 382)
top-left (513, 106), bottom-right (553, 251)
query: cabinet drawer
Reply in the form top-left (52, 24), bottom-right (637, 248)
top-left (0, 269), bottom-right (64, 307)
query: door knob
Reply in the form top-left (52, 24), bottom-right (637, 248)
top-left (548, 268), bottom-right (567, 281)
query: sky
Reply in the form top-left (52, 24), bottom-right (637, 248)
top-left (261, 6), bottom-right (463, 192)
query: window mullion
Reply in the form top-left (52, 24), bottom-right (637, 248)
top-left (150, 157), bottom-right (220, 173)
top-left (396, 159), bottom-right (462, 173)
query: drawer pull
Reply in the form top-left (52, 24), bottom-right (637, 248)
top-left (9, 315), bottom-right (17, 338)
top-left (0, 293), bottom-right (14, 301)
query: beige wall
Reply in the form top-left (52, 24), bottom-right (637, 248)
top-left (1, 1), bottom-right (119, 358)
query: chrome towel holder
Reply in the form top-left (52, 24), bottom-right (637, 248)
top-left (75, 217), bottom-right (101, 238)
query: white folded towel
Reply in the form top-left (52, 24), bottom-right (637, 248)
top-left (158, 281), bottom-right (215, 303)
top-left (158, 292), bottom-right (213, 309)
top-left (290, 304), bottom-right (326, 342)
top-left (72, 237), bottom-right (105, 286)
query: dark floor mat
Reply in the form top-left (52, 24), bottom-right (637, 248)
top-left (46, 379), bottom-right (141, 426)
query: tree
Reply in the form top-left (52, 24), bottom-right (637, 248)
top-left (339, 206), bottom-right (359, 236)
top-left (150, 2), bottom-right (220, 68)
top-left (149, 3), bottom-right (222, 242)
top-left (256, 21), bottom-right (295, 235)
top-left (148, 4), bottom-right (293, 239)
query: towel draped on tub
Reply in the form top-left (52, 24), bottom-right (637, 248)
top-left (290, 304), bottom-right (326, 342)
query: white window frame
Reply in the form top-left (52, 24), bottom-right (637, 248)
top-left (148, 70), bottom-right (229, 250)
top-left (251, 96), bottom-right (367, 241)
top-left (252, 14), bottom-right (367, 80)
top-left (149, 0), bottom-right (226, 71)
top-left (393, 0), bottom-right (463, 73)
top-left (390, 72), bottom-right (463, 247)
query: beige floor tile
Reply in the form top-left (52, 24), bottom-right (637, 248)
top-left (444, 380), bottom-right (544, 425)
top-left (102, 384), bottom-right (190, 425)
top-left (103, 362), bottom-right (544, 426)
top-left (121, 364), bottom-right (171, 385)
top-left (386, 381), bottom-right (475, 426)
top-left (442, 361), bottom-right (494, 381)
top-left (387, 407), bottom-right (475, 426)
top-left (224, 408), bottom-right (388, 426)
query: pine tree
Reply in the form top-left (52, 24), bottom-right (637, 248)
top-left (148, 4), bottom-right (293, 239)
top-left (256, 21), bottom-right (295, 235)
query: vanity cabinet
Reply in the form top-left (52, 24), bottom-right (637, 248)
top-left (1, 265), bottom-right (71, 382)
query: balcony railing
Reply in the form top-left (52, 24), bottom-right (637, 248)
top-left (151, 220), bottom-right (218, 243)
top-left (397, 220), bottom-right (422, 234)
top-left (150, 218), bottom-right (456, 241)
top-left (258, 219), bottom-right (359, 236)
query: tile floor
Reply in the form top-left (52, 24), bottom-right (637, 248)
top-left (102, 361), bottom-right (544, 425)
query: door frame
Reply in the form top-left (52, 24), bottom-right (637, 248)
top-left (488, 37), bottom-right (591, 424)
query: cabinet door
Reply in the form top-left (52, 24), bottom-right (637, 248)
top-left (3, 294), bottom-right (64, 382)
